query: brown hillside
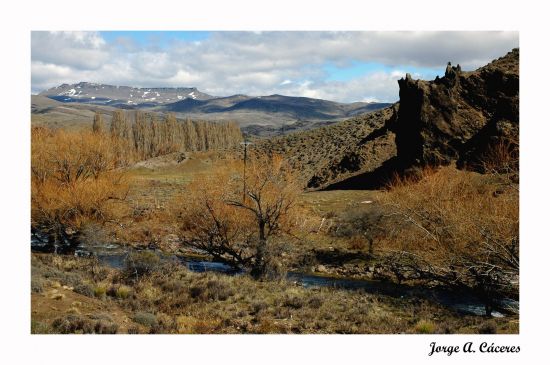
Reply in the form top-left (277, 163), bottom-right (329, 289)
top-left (256, 106), bottom-right (397, 189)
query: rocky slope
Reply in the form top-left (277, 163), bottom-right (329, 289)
top-left (394, 48), bottom-right (519, 170)
top-left (256, 106), bottom-right (398, 189)
top-left (257, 48), bottom-right (519, 189)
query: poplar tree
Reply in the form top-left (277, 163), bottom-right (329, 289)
top-left (92, 111), bottom-right (105, 134)
top-left (106, 109), bottom-right (243, 160)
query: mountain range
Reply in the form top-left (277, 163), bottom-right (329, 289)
top-left (35, 82), bottom-right (391, 133)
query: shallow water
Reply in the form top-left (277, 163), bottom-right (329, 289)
top-left (31, 233), bottom-right (518, 317)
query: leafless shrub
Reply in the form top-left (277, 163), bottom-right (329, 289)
top-left (379, 166), bottom-right (518, 315)
top-left (31, 127), bottom-right (130, 244)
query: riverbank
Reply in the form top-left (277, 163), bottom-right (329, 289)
top-left (31, 253), bottom-right (519, 334)
top-left (31, 231), bottom-right (519, 317)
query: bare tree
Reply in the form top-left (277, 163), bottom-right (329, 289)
top-left (92, 111), bottom-right (105, 134)
top-left (225, 154), bottom-right (298, 277)
top-left (176, 153), bottom-right (298, 278)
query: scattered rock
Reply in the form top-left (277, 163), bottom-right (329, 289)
top-left (67, 307), bottom-right (80, 314)
top-left (316, 265), bottom-right (328, 273)
top-left (65, 227), bottom-right (77, 235)
top-left (161, 234), bottom-right (181, 251)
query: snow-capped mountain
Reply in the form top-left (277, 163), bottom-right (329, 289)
top-left (39, 82), bottom-right (214, 107)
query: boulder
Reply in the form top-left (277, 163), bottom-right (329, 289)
top-left (316, 265), bottom-right (329, 273)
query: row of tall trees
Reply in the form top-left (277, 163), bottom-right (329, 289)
top-left (95, 110), bottom-right (242, 160)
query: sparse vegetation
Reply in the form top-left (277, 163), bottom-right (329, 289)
top-left (93, 285), bottom-right (107, 299)
top-left (51, 313), bottom-right (118, 334)
top-left (125, 251), bottom-right (162, 278)
top-left (133, 311), bottom-right (158, 328)
top-left (115, 285), bottom-right (132, 299)
top-left (414, 319), bottom-right (436, 334)
top-left (255, 107), bottom-right (396, 189)
top-left (31, 253), bottom-right (517, 334)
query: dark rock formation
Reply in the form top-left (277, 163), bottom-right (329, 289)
top-left (393, 48), bottom-right (519, 171)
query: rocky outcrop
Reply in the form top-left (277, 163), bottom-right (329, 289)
top-left (257, 49), bottom-right (519, 190)
top-left (393, 48), bottom-right (519, 170)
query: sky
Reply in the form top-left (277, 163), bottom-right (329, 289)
top-left (31, 31), bottom-right (519, 103)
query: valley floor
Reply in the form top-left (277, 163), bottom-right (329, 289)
top-left (31, 151), bottom-right (519, 334)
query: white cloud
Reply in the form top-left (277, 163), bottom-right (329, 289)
top-left (31, 31), bottom-right (519, 102)
top-left (275, 71), bottom-right (409, 103)
top-left (32, 31), bottom-right (109, 70)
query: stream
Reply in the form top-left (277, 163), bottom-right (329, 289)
top-left (31, 231), bottom-right (519, 318)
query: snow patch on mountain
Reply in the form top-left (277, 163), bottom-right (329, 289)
top-left (59, 88), bottom-right (77, 96)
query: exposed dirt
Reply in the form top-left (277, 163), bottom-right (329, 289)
top-left (133, 152), bottom-right (188, 169)
top-left (32, 282), bottom-right (136, 334)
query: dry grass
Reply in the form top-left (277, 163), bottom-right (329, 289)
top-left (31, 253), bottom-right (518, 334)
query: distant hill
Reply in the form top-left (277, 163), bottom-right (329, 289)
top-left (36, 82), bottom-right (392, 131)
top-left (31, 95), bottom-right (116, 130)
top-left (163, 93), bottom-right (389, 120)
top-left (256, 49), bottom-right (519, 190)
